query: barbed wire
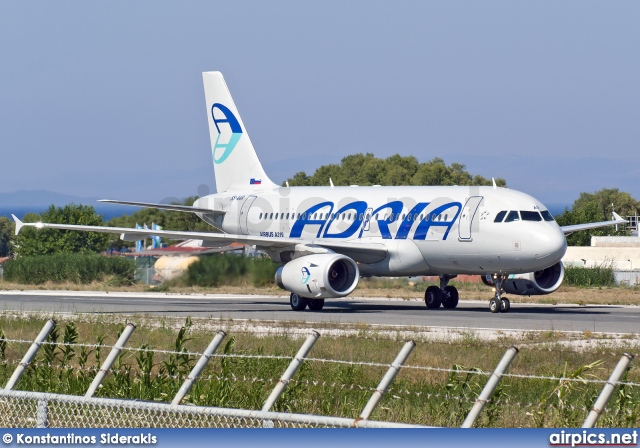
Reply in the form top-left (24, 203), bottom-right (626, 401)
top-left (1, 337), bottom-right (639, 387)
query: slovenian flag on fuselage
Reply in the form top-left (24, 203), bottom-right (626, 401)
top-left (250, 178), bottom-right (262, 185)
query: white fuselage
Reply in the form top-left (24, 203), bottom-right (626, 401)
top-left (194, 185), bottom-right (567, 277)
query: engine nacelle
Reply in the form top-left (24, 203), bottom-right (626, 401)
top-left (275, 254), bottom-right (359, 299)
top-left (502, 261), bottom-right (565, 296)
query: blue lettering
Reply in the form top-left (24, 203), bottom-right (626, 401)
top-left (413, 202), bottom-right (462, 240)
top-left (323, 201), bottom-right (368, 239)
top-left (290, 202), bottom-right (333, 238)
top-left (287, 199), bottom-right (462, 241)
top-left (394, 203), bottom-right (429, 239)
top-left (363, 201), bottom-right (404, 239)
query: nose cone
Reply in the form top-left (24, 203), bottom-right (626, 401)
top-left (536, 225), bottom-right (567, 264)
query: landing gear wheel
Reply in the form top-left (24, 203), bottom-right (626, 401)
top-left (425, 286), bottom-right (443, 309)
top-left (489, 298), bottom-right (500, 313)
top-left (442, 286), bottom-right (459, 309)
top-left (308, 299), bottom-right (325, 311)
top-left (290, 293), bottom-right (308, 311)
top-left (500, 298), bottom-right (510, 313)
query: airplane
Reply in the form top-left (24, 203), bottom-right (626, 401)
top-left (12, 71), bottom-right (627, 313)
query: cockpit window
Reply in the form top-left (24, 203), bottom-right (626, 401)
top-left (494, 211), bottom-right (507, 222)
top-left (520, 211), bottom-right (542, 221)
top-left (540, 210), bottom-right (555, 221)
top-left (504, 210), bottom-right (520, 222)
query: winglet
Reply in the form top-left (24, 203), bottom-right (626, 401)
top-left (11, 214), bottom-right (23, 235)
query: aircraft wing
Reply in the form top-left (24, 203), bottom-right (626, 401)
top-left (560, 212), bottom-right (627, 235)
top-left (11, 215), bottom-right (387, 264)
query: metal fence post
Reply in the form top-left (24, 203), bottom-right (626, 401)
top-left (261, 331), bottom-right (320, 412)
top-left (461, 345), bottom-right (519, 428)
top-left (4, 319), bottom-right (57, 390)
top-left (36, 399), bottom-right (49, 428)
top-left (359, 340), bottom-right (416, 421)
top-left (171, 330), bottom-right (227, 405)
top-left (582, 353), bottom-right (634, 428)
top-left (85, 323), bottom-right (136, 398)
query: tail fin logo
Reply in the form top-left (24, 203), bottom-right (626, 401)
top-left (211, 103), bottom-right (243, 164)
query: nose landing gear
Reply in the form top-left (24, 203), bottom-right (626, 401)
top-left (488, 275), bottom-right (510, 313)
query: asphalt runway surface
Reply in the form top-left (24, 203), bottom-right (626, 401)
top-left (0, 290), bottom-right (638, 334)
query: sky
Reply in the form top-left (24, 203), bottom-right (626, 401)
top-left (1, 1), bottom-right (639, 208)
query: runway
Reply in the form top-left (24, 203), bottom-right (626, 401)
top-left (0, 290), bottom-right (638, 334)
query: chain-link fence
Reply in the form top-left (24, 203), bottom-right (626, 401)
top-left (0, 389), bottom-right (418, 428)
top-left (1, 320), bottom-right (637, 428)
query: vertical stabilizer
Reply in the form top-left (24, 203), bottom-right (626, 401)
top-left (203, 71), bottom-right (276, 193)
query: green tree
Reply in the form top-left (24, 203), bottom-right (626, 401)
top-left (556, 202), bottom-right (630, 246)
top-left (13, 204), bottom-right (110, 257)
top-left (0, 217), bottom-right (15, 257)
top-left (572, 188), bottom-right (638, 219)
top-left (285, 153), bottom-right (506, 187)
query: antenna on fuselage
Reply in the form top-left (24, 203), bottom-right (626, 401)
top-left (286, 181), bottom-right (290, 188)
top-left (330, 178), bottom-right (334, 188)
top-left (492, 177), bottom-right (497, 190)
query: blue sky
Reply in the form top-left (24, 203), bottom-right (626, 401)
top-left (1, 2), bottom-right (639, 207)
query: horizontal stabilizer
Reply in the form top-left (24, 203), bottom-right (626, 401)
top-left (99, 199), bottom-right (219, 214)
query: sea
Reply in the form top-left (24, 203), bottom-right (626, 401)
top-left (0, 205), bottom-right (138, 221)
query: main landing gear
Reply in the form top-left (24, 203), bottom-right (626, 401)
top-left (424, 275), bottom-right (459, 309)
top-left (289, 293), bottom-right (324, 311)
top-left (488, 275), bottom-right (510, 314)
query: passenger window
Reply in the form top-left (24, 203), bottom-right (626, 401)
top-left (259, 213), bottom-right (263, 219)
top-left (269, 213), bottom-right (273, 219)
top-left (541, 210), bottom-right (555, 222)
top-left (520, 211), bottom-right (542, 221)
top-left (504, 211), bottom-right (520, 222)
top-left (494, 211), bottom-right (507, 222)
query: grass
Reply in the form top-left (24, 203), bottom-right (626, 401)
top-left (3, 254), bottom-right (135, 285)
top-left (0, 313), bottom-right (639, 427)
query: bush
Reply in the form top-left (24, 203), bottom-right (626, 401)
top-left (183, 254), bottom-right (277, 287)
top-left (563, 265), bottom-right (615, 287)
top-left (3, 254), bottom-right (135, 285)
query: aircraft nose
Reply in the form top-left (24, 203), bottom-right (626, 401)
top-left (536, 226), bottom-right (567, 262)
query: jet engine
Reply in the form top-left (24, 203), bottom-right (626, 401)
top-left (275, 253), bottom-right (359, 299)
top-left (501, 261), bottom-right (565, 296)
